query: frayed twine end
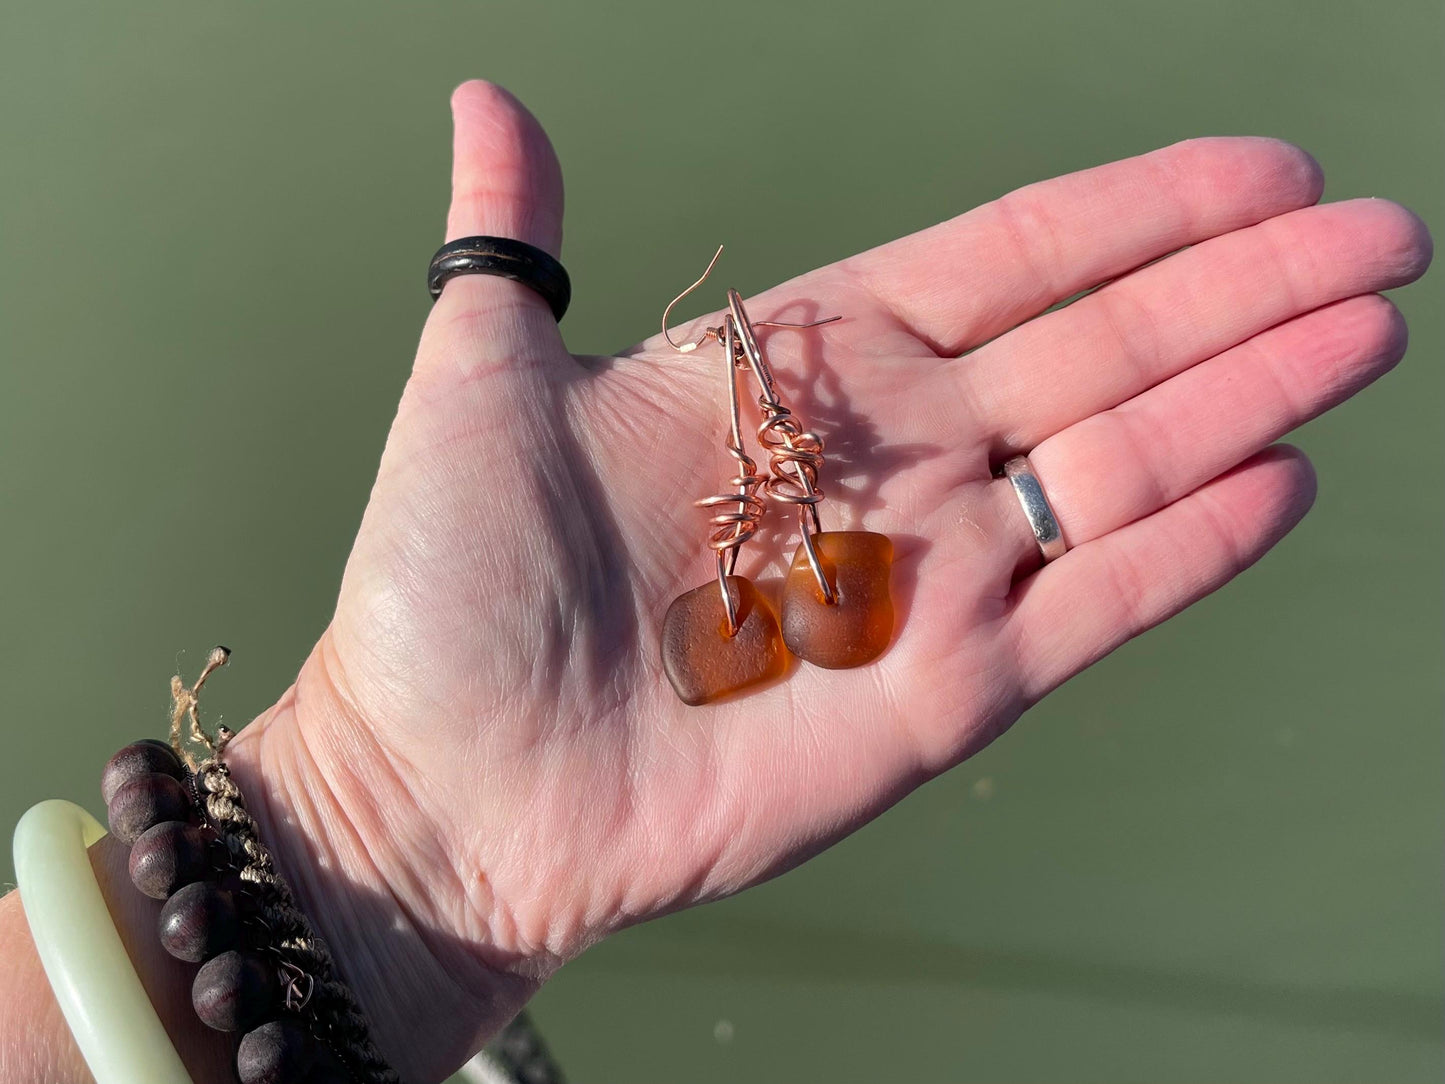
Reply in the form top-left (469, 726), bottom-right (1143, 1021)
top-left (168, 645), bottom-right (232, 771)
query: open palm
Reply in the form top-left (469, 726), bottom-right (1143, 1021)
top-left (226, 82), bottom-right (1430, 1081)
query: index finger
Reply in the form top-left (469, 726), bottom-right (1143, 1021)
top-left (837, 137), bottom-right (1324, 356)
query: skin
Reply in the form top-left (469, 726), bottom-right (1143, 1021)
top-left (0, 81), bottom-right (1431, 1083)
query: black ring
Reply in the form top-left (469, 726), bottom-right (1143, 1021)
top-left (427, 236), bottom-right (571, 321)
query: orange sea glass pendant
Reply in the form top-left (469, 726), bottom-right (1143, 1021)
top-left (661, 575), bottom-right (787, 706)
top-left (780, 531), bottom-right (895, 669)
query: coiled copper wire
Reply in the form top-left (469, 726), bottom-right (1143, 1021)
top-left (728, 289), bottom-right (837, 604)
top-left (757, 409), bottom-right (825, 523)
top-left (694, 316), bottom-right (766, 634)
top-left (661, 249), bottom-right (843, 620)
top-left (695, 456), bottom-right (766, 562)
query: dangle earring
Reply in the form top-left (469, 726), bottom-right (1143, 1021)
top-left (659, 258), bottom-right (786, 705)
top-left (725, 290), bottom-right (896, 670)
top-left (658, 247), bottom-right (896, 706)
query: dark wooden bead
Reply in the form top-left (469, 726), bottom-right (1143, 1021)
top-left (159, 881), bottom-right (239, 963)
top-left (237, 1019), bottom-right (316, 1084)
top-left (192, 950), bottom-right (274, 1032)
top-left (106, 772), bottom-right (191, 845)
top-left (101, 740), bottom-right (184, 805)
top-left (129, 821), bottom-right (211, 899)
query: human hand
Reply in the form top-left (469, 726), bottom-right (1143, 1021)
top-left (221, 81), bottom-right (1430, 1080)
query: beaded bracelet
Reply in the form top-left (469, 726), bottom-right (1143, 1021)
top-left (102, 648), bottom-right (400, 1084)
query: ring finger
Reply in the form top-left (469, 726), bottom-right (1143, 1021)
top-left (984, 292), bottom-right (1407, 574)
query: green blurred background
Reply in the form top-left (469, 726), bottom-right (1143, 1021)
top-left (1, 2), bottom-right (1439, 1081)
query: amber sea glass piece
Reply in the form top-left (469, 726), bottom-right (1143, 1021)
top-left (781, 531), bottom-right (895, 669)
top-left (662, 576), bottom-right (787, 705)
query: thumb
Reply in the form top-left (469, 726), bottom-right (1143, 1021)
top-left (445, 80), bottom-right (563, 254)
top-left (424, 80), bottom-right (569, 371)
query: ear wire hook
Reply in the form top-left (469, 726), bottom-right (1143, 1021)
top-left (663, 245), bottom-right (727, 353)
top-left (662, 245), bottom-right (843, 354)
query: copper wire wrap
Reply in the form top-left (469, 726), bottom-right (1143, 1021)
top-left (695, 316), bottom-right (767, 634)
top-left (728, 289), bottom-right (836, 604)
top-left (757, 409), bottom-right (826, 524)
top-left (661, 248), bottom-right (843, 616)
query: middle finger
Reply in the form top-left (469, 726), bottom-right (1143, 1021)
top-left (954, 197), bottom-right (1429, 454)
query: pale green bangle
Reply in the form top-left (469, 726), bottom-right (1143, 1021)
top-left (13, 799), bottom-right (194, 1084)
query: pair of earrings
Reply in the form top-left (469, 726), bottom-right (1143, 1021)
top-left (659, 248), bottom-right (895, 706)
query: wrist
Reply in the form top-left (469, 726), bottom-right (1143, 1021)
top-left (224, 637), bottom-right (545, 1082)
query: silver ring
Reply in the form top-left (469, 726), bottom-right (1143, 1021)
top-left (1003, 456), bottom-right (1067, 562)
